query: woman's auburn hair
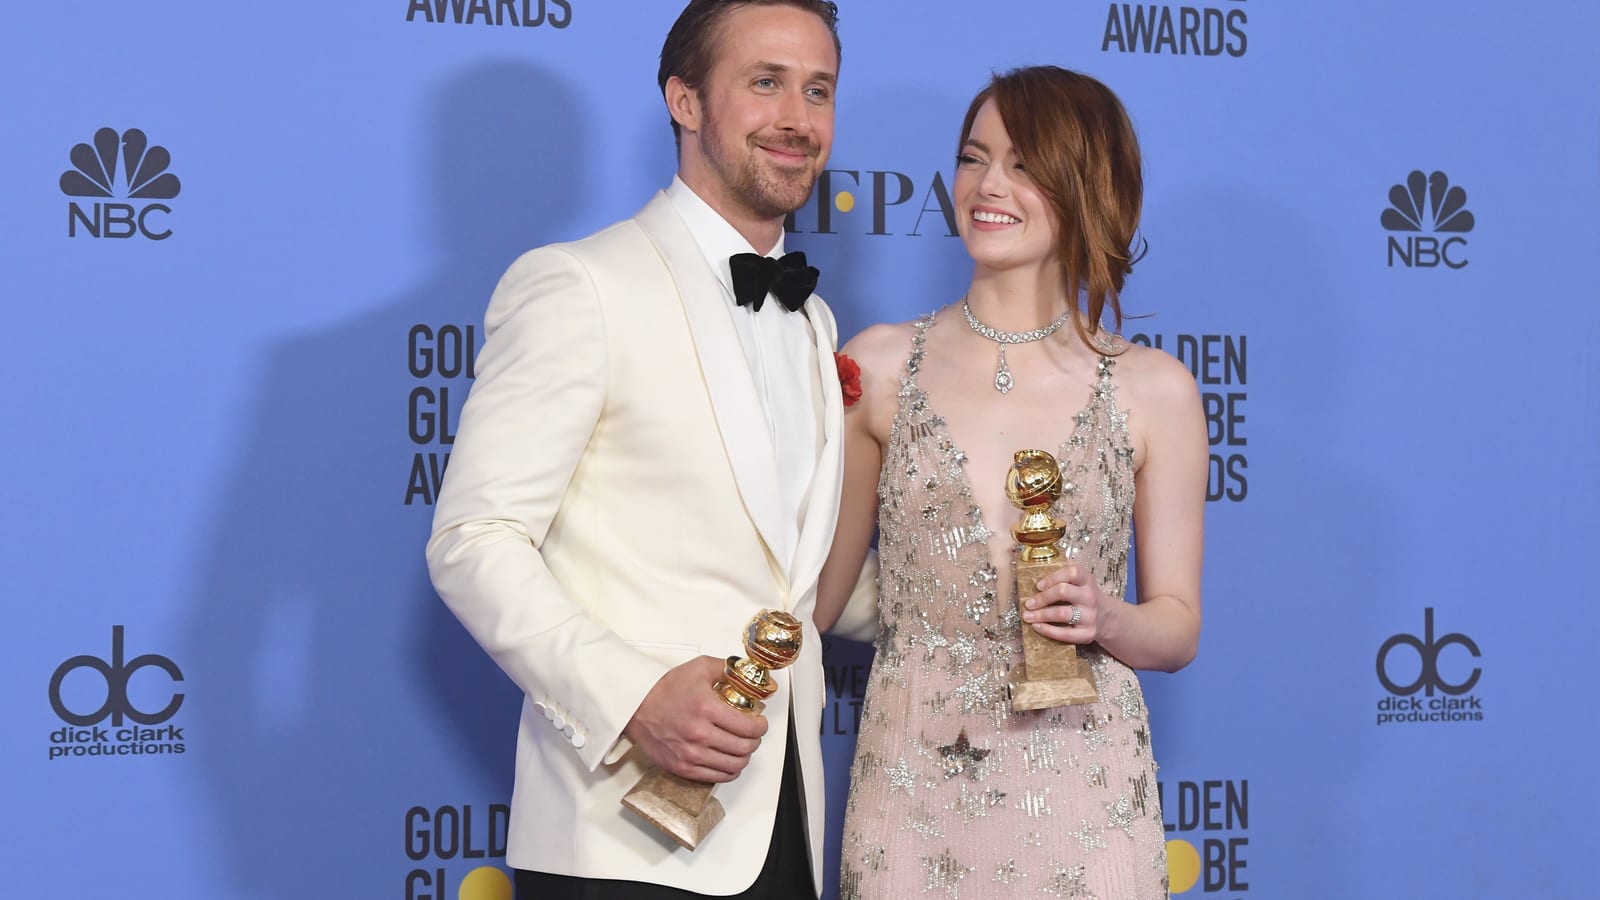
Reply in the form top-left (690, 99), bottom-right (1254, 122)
top-left (959, 66), bottom-right (1144, 348)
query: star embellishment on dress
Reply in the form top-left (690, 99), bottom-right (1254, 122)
top-left (885, 756), bottom-right (918, 796)
top-left (939, 728), bottom-right (992, 780)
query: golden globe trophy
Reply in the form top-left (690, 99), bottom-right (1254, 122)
top-left (1006, 449), bottom-right (1099, 710)
top-left (620, 609), bottom-right (803, 850)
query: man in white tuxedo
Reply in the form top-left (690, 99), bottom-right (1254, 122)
top-left (425, 1), bottom-right (844, 897)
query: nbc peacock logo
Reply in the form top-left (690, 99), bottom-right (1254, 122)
top-left (60, 127), bottom-right (182, 241)
top-left (1382, 170), bottom-right (1473, 270)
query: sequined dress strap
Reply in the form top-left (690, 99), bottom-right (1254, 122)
top-left (897, 313), bottom-right (937, 400)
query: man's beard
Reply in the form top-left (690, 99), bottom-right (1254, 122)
top-left (702, 109), bottom-right (820, 219)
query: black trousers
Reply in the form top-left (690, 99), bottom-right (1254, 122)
top-left (515, 724), bottom-right (813, 899)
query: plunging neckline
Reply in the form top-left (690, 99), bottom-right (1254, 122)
top-left (895, 315), bottom-right (1117, 566)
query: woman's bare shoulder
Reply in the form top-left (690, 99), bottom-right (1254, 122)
top-left (1105, 338), bottom-right (1201, 412)
top-left (840, 317), bottom-right (929, 372)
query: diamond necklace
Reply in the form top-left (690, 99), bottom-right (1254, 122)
top-left (960, 298), bottom-right (1075, 394)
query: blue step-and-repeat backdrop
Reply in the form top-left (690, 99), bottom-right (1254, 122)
top-left (4, 2), bottom-right (1597, 898)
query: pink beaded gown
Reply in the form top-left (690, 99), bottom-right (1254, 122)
top-left (839, 317), bottom-right (1169, 899)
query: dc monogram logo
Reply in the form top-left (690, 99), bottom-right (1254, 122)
top-left (60, 127), bottom-right (181, 240)
top-left (48, 626), bottom-right (185, 726)
top-left (1375, 608), bottom-right (1481, 697)
top-left (1382, 170), bottom-right (1474, 269)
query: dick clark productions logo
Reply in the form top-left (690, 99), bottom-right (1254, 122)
top-left (60, 127), bottom-right (182, 240)
top-left (47, 626), bottom-right (187, 759)
top-left (1375, 608), bottom-right (1483, 725)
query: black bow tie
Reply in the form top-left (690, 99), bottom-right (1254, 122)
top-left (729, 251), bottom-right (818, 313)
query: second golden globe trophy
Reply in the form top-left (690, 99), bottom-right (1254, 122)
top-left (621, 609), bottom-right (802, 851)
top-left (1006, 449), bottom-right (1100, 710)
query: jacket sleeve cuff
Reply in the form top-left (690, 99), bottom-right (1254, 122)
top-left (570, 649), bottom-right (667, 772)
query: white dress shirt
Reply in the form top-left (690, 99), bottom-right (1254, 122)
top-left (666, 177), bottom-right (821, 574)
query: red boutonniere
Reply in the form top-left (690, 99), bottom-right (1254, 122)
top-left (835, 351), bottom-right (862, 408)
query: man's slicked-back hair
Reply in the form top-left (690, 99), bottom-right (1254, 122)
top-left (658, 0), bottom-right (841, 145)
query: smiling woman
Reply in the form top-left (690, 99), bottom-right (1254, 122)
top-left (817, 66), bottom-right (1209, 900)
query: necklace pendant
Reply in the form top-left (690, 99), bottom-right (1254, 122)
top-left (994, 346), bottom-right (1014, 394)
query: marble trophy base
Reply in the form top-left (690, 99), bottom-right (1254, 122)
top-left (1009, 556), bottom-right (1099, 711)
top-left (621, 768), bottom-right (725, 851)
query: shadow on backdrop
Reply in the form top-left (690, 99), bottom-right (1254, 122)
top-left (182, 61), bottom-right (588, 897)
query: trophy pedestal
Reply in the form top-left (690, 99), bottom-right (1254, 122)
top-left (619, 611), bottom-right (802, 851)
top-left (1009, 556), bottom-right (1099, 711)
top-left (621, 769), bottom-right (725, 851)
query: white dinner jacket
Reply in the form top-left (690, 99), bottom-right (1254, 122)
top-left (426, 192), bottom-right (844, 894)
